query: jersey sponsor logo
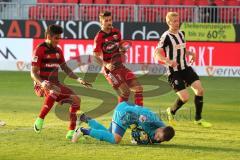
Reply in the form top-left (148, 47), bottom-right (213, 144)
top-left (45, 63), bottom-right (59, 67)
top-left (175, 43), bottom-right (186, 50)
top-left (32, 56), bottom-right (38, 62)
top-left (103, 41), bottom-right (120, 54)
top-left (139, 115), bottom-right (147, 123)
top-left (106, 43), bottom-right (117, 50)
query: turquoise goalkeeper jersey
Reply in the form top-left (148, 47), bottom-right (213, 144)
top-left (112, 101), bottom-right (166, 140)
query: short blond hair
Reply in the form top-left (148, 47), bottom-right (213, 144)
top-left (166, 12), bottom-right (179, 24)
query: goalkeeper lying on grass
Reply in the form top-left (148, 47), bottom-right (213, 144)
top-left (72, 102), bottom-right (175, 144)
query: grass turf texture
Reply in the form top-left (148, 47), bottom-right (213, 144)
top-left (0, 71), bottom-right (239, 160)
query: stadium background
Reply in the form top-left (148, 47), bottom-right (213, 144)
top-left (0, 0), bottom-right (239, 160)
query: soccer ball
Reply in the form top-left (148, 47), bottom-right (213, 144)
top-left (131, 127), bottom-right (150, 145)
top-left (0, 120), bottom-right (6, 126)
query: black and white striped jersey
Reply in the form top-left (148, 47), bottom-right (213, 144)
top-left (157, 30), bottom-right (188, 75)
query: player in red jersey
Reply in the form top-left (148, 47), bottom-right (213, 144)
top-left (93, 11), bottom-right (143, 106)
top-left (31, 24), bottom-right (92, 140)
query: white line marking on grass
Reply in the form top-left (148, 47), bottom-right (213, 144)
top-left (0, 127), bottom-right (32, 134)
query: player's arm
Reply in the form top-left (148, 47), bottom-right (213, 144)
top-left (154, 35), bottom-right (178, 67)
top-left (94, 51), bottom-right (116, 71)
top-left (31, 47), bottom-right (53, 90)
top-left (31, 66), bottom-right (58, 92)
top-left (60, 63), bottom-right (92, 88)
top-left (31, 66), bottom-right (43, 85)
top-left (118, 32), bottom-right (129, 53)
top-left (186, 50), bottom-right (196, 64)
top-left (93, 33), bottom-right (104, 66)
top-left (31, 47), bottom-right (43, 84)
top-left (93, 51), bottom-right (104, 67)
top-left (118, 40), bottom-right (131, 65)
top-left (182, 30), bottom-right (196, 64)
top-left (154, 48), bottom-right (178, 67)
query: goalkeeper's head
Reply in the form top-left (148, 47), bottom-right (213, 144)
top-left (153, 126), bottom-right (175, 143)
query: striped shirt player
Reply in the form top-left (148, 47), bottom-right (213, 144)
top-left (157, 30), bottom-right (188, 75)
top-left (93, 11), bottom-right (143, 106)
top-left (156, 30), bottom-right (199, 92)
top-left (154, 12), bottom-right (212, 128)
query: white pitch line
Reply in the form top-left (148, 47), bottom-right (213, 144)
top-left (0, 127), bottom-right (32, 134)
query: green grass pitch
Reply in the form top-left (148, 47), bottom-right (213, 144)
top-left (0, 71), bottom-right (239, 160)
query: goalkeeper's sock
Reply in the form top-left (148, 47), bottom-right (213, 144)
top-left (171, 98), bottom-right (185, 115)
top-left (88, 119), bottom-right (108, 131)
top-left (80, 127), bottom-right (91, 135)
top-left (39, 94), bottom-right (56, 119)
top-left (194, 96), bottom-right (203, 121)
top-left (88, 128), bottom-right (116, 144)
top-left (79, 113), bottom-right (91, 123)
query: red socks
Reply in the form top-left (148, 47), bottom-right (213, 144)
top-left (68, 106), bottom-right (79, 130)
top-left (118, 96), bottom-right (129, 103)
top-left (135, 92), bottom-right (143, 106)
top-left (39, 94), bottom-right (56, 119)
top-left (118, 92), bottom-right (143, 106)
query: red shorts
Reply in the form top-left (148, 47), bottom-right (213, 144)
top-left (34, 82), bottom-right (77, 102)
top-left (104, 66), bottom-right (136, 89)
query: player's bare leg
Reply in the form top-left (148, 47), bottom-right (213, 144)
top-left (191, 80), bottom-right (204, 96)
top-left (191, 80), bottom-right (212, 127)
top-left (176, 89), bottom-right (190, 103)
top-left (167, 89), bottom-right (189, 126)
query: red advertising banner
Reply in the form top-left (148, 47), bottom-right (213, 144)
top-left (33, 39), bottom-right (240, 66)
top-left (187, 42), bottom-right (240, 66)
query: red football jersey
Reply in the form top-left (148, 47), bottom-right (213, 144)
top-left (93, 28), bottom-right (122, 64)
top-left (32, 42), bottom-right (65, 83)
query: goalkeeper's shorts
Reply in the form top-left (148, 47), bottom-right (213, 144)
top-left (108, 121), bottom-right (126, 137)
